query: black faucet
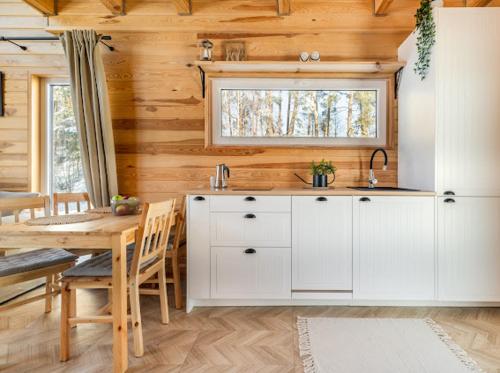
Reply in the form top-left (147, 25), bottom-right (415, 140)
top-left (368, 148), bottom-right (388, 189)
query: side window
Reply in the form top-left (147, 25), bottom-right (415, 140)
top-left (43, 80), bottom-right (86, 200)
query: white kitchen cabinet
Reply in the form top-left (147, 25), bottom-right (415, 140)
top-left (187, 195), bottom-right (211, 299)
top-left (210, 246), bottom-right (291, 299)
top-left (438, 197), bottom-right (500, 302)
top-left (398, 8), bottom-right (500, 196)
top-left (435, 11), bottom-right (500, 196)
top-left (292, 196), bottom-right (352, 291)
top-left (210, 212), bottom-right (291, 247)
top-left (353, 196), bottom-right (435, 300)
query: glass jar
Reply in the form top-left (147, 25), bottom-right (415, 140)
top-left (199, 39), bottom-right (213, 61)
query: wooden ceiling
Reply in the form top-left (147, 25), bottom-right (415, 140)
top-left (20, 0), bottom-right (497, 17)
top-left (21, 0), bottom-right (55, 15)
top-left (99, 0), bottom-right (125, 15)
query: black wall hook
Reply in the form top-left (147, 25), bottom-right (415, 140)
top-left (1, 37), bottom-right (27, 51)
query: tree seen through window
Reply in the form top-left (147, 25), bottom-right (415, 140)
top-left (220, 89), bottom-right (377, 138)
top-left (50, 85), bottom-right (86, 193)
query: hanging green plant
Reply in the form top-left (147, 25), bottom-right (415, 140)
top-left (414, 0), bottom-right (436, 80)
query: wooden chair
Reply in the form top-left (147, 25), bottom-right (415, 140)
top-left (53, 192), bottom-right (91, 215)
top-left (53, 192), bottom-right (106, 257)
top-left (143, 196), bottom-right (186, 309)
top-left (166, 196), bottom-right (186, 309)
top-left (60, 199), bottom-right (176, 360)
top-left (0, 196), bottom-right (78, 312)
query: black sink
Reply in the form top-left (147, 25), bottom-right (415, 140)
top-left (348, 186), bottom-right (421, 192)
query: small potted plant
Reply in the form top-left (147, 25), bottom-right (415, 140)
top-left (310, 159), bottom-right (336, 188)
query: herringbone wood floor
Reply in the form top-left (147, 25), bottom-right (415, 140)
top-left (1, 288), bottom-right (500, 372)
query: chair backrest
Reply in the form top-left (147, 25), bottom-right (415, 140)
top-left (53, 192), bottom-right (91, 215)
top-left (130, 199), bottom-right (176, 277)
top-left (0, 196), bottom-right (50, 225)
top-left (171, 196), bottom-right (187, 254)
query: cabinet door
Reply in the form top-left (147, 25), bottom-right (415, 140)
top-left (292, 196), bottom-right (352, 291)
top-left (210, 247), bottom-right (291, 299)
top-left (436, 13), bottom-right (500, 196)
top-left (187, 195), bottom-right (211, 299)
top-left (438, 197), bottom-right (500, 301)
top-left (210, 212), bottom-right (291, 247)
top-left (353, 196), bottom-right (435, 300)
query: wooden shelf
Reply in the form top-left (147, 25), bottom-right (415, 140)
top-left (195, 60), bottom-right (406, 74)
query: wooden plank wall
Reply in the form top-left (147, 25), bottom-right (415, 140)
top-left (0, 0), bottom-right (66, 191)
top-left (1, 0), bottom-right (498, 200)
top-left (51, 0), bottom-right (409, 202)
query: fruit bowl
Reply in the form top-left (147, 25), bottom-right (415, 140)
top-left (111, 195), bottom-right (140, 216)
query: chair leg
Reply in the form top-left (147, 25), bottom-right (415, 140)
top-left (44, 274), bottom-right (53, 313)
top-left (69, 289), bottom-right (77, 328)
top-left (60, 284), bottom-right (70, 362)
top-left (129, 281), bottom-right (144, 357)
top-left (171, 254), bottom-right (183, 309)
top-left (158, 263), bottom-right (170, 324)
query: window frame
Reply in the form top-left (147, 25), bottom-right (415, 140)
top-left (206, 74), bottom-right (393, 148)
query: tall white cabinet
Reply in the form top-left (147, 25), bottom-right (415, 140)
top-left (435, 9), bottom-right (500, 197)
top-left (399, 8), bottom-right (500, 196)
top-left (398, 8), bottom-right (500, 302)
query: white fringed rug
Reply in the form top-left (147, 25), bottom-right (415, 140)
top-left (297, 318), bottom-right (485, 373)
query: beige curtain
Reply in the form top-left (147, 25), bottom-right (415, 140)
top-left (60, 30), bottom-right (118, 207)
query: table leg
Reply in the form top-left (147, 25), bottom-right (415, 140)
top-left (111, 233), bottom-right (128, 373)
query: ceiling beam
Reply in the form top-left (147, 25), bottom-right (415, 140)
top-left (373, 0), bottom-right (394, 15)
top-left (172, 0), bottom-right (192, 15)
top-left (276, 0), bottom-right (291, 15)
top-left (22, 0), bottom-right (56, 16)
top-left (466, 0), bottom-right (492, 6)
top-left (100, 0), bottom-right (125, 15)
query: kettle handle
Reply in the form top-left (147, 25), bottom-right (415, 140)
top-left (224, 166), bottom-right (230, 178)
top-left (328, 172), bottom-right (336, 185)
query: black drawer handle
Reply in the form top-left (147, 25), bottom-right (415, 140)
top-left (244, 248), bottom-right (256, 254)
top-left (244, 196), bottom-right (256, 201)
top-left (194, 196), bottom-right (205, 201)
top-left (316, 197), bottom-right (328, 202)
top-left (444, 191), bottom-right (455, 196)
top-left (244, 213), bottom-right (256, 219)
top-left (359, 197), bottom-right (371, 202)
top-left (444, 198), bottom-right (456, 203)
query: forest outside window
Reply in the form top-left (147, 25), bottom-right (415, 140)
top-left (210, 78), bottom-right (389, 147)
top-left (42, 79), bottom-right (86, 197)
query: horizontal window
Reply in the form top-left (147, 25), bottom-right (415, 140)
top-left (211, 78), bottom-right (388, 147)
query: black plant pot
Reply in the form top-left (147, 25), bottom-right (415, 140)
top-left (313, 174), bottom-right (328, 188)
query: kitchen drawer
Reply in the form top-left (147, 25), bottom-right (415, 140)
top-left (210, 212), bottom-right (291, 247)
top-left (211, 246), bottom-right (291, 299)
top-left (209, 196), bottom-right (291, 212)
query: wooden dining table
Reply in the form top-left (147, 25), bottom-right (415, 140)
top-left (0, 213), bottom-right (140, 373)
